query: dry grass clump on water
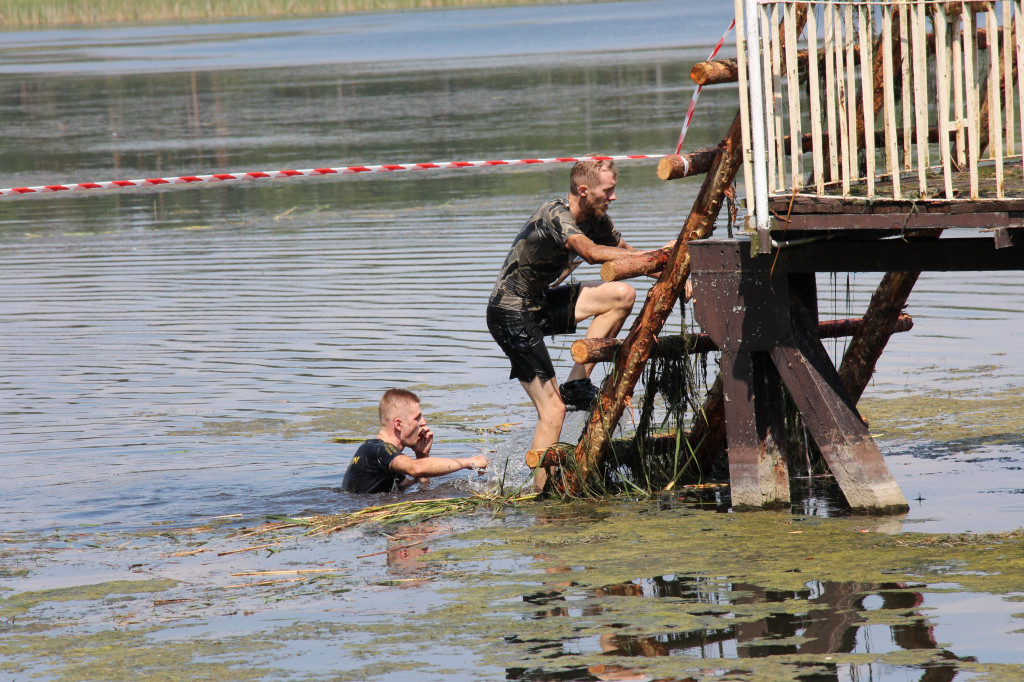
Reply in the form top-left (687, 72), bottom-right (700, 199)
top-left (186, 489), bottom-right (538, 559)
top-left (267, 490), bottom-right (537, 536)
top-left (0, 0), bottom-right (560, 28)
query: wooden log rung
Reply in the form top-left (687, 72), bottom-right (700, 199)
top-left (601, 248), bottom-right (670, 282)
top-left (656, 147), bottom-right (719, 181)
top-left (570, 314), bottom-right (914, 365)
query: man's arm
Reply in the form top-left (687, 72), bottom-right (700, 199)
top-left (565, 234), bottom-right (637, 264)
top-left (390, 453), bottom-right (488, 480)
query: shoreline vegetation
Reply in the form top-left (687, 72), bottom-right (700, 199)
top-left (0, 0), bottom-right (577, 28)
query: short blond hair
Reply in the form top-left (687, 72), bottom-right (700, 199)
top-left (569, 157), bottom-right (617, 196)
top-left (379, 388), bottom-right (420, 427)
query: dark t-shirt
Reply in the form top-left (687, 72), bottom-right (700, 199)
top-left (488, 197), bottom-right (621, 313)
top-left (342, 438), bottom-right (404, 494)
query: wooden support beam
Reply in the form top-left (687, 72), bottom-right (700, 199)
top-left (838, 272), bottom-right (920, 403)
top-left (772, 234), bottom-right (1024, 271)
top-left (770, 279), bottom-right (908, 511)
top-left (570, 315), bottom-right (913, 364)
top-left (690, 240), bottom-right (909, 512)
top-left (689, 241), bottom-right (795, 507)
top-left (719, 349), bottom-right (790, 509)
top-left (686, 374), bottom-right (726, 478)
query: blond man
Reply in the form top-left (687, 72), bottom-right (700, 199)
top-left (342, 389), bottom-right (487, 494)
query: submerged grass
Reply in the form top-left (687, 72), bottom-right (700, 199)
top-left (0, 0), bottom-right (574, 28)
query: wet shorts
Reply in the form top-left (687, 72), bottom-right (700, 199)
top-left (486, 283), bottom-right (581, 383)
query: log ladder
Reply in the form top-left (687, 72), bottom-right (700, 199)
top-left (566, 0), bottom-right (1024, 512)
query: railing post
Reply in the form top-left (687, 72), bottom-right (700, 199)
top-left (744, 0), bottom-right (771, 251)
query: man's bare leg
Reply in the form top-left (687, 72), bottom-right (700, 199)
top-left (565, 281), bottom-right (636, 383)
top-left (520, 376), bottom-right (566, 491)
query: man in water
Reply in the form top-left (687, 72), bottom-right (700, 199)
top-left (486, 157), bottom-right (669, 491)
top-left (343, 388), bottom-right (488, 494)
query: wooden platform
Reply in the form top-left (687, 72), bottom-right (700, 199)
top-left (770, 161), bottom-right (1024, 233)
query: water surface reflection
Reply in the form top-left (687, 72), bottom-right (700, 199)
top-left (510, 573), bottom-right (969, 682)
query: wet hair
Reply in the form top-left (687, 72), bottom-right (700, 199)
top-left (379, 388), bottom-right (420, 427)
top-left (569, 157), bottom-right (617, 196)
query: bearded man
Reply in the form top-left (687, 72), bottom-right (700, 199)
top-left (486, 157), bottom-right (668, 491)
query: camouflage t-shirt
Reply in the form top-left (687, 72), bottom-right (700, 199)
top-left (488, 197), bottom-right (621, 312)
top-left (342, 439), bottom-right (404, 494)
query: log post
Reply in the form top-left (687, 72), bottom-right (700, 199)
top-left (686, 374), bottom-right (727, 476)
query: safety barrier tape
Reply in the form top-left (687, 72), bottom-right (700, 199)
top-left (674, 19), bottom-right (736, 155)
top-left (0, 154), bottom-right (665, 199)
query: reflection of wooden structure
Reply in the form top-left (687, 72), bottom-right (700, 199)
top-left (570, 1), bottom-right (1024, 511)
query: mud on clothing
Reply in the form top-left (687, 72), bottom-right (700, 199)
top-left (488, 197), bottom-right (621, 313)
top-left (486, 197), bottom-right (621, 383)
top-left (342, 438), bottom-right (404, 494)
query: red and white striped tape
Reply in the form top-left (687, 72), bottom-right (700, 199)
top-left (0, 154), bottom-right (663, 199)
top-left (673, 19), bottom-right (736, 155)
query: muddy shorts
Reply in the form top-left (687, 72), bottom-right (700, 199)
top-left (486, 283), bottom-right (581, 383)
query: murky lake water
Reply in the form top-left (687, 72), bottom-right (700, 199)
top-left (1, 2), bottom-right (1023, 679)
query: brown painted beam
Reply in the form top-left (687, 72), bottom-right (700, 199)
top-left (690, 241), bottom-right (793, 506)
top-left (719, 350), bottom-right (790, 509)
top-left (689, 240), bottom-right (910, 511)
top-left (769, 319), bottom-right (908, 512)
top-left (771, 235), bottom-right (1024, 271)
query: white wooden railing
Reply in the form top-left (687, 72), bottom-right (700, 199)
top-left (736, 0), bottom-right (1024, 230)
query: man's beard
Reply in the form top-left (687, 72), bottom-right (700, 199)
top-left (580, 195), bottom-right (608, 221)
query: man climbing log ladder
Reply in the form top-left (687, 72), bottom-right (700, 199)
top-left (486, 157), bottom-right (674, 493)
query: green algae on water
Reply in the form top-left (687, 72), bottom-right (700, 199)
top-left (0, 625), bottom-right (284, 681)
top-left (860, 385), bottom-right (1024, 447)
top-left (0, 579), bottom-right (179, 620)
top-left (408, 502), bottom-right (1024, 680)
